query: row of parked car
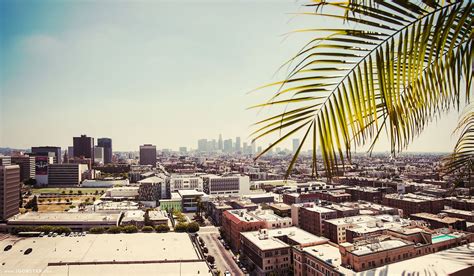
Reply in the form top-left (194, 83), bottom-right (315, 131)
top-left (217, 236), bottom-right (248, 274)
top-left (39, 231), bottom-right (87, 237)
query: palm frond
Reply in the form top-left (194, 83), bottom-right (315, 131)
top-left (252, 0), bottom-right (473, 178)
top-left (443, 104), bottom-right (474, 183)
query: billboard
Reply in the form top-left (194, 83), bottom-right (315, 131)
top-left (35, 156), bottom-right (48, 176)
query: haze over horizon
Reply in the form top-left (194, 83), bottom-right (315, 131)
top-left (0, 0), bottom-right (463, 152)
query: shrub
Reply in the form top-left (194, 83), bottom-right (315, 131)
top-left (122, 225), bottom-right (138, 233)
top-left (53, 226), bottom-right (72, 234)
top-left (155, 224), bottom-right (170, 233)
top-left (141, 226), bottom-right (154, 232)
top-left (35, 225), bottom-right (54, 233)
top-left (107, 226), bottom-right (122, 234)
top-left (89, 227), bottom-right (106, 234)
top-left (206, 255), bottom-right (215, 264)
top-left (13, 226), bottom-right (35, 234)
top-left (203, 247), bottom-right (208, 254)
top-left (174, 222), bottom-right (188, 232)
top-left (187, 222), bottom-right (200, 233)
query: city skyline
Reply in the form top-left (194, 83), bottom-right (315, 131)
top-left (0, 0), bottom-right (464, 153)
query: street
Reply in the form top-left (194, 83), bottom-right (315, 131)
top-left (199, 232), bottom-right (243, 276)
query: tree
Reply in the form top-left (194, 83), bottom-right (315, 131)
top-left (187, 222), bottom-right (200, 233)
top-left (252, 0), bottom-right (473, 178)
top-left (122, 225), bottom-right (138, 233)
top-left (107, 226), bottom-right (122, 234)
top-left (141, 226), bottom-right (154, 232)
top-left (155, 224), bottom-right (170, 232)
top-left (25, 195), bottom-right (38, 211)
top-left (206, 255), bottom-right (215, 264)
top-left (23, 178), bottom-right (36, 186)
top-left (174, 222), bottom-right (188, 232)
top-left (89, 227), bottom-right (106, 234)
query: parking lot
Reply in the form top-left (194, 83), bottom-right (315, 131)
top-left (199, 232), bottom-right (244, 276)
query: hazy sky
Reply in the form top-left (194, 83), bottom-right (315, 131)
top-left (0, 0), bottom-right (463, 152)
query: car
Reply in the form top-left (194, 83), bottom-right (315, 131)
top-left (61, 233), bottom-right (66, 237)
top-left (4, 245), bottom-right (12, 251)
top-left (24, 248), bottom-right (33, 255)
top-left (48, 232), bottom-right (53, 237)
top-left (39, 232), bottom-right (45, 237)
top-left (224, 245), bottom-right (230, 250)
top-left (52, 233), bottom-right (58, 237)
top-left (224, 271), bottom-right (231, 276)
top-left (82, 232), bottom-right (87, 236)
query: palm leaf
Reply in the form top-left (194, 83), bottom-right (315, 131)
top-left (251, 0), bottom-right (474, 177)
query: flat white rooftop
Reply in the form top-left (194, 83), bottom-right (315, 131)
top-left (363, 242), bottom-right (474, 275)
top-left (242, 227), bottom-right (327, 251)
top-left (8, 212), bottom-right (120, 223)
top-left (0, 233), bottom-right (204, 276)
top-left (42, 262), bottom-right (210, 276)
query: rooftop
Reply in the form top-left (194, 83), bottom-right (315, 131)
top-left (8, 212), bottom-right (120, 223)
top-left (363, 242), bottom-right (474, 275)
top-left (241, 227), bottom-right (327, 251)
top-left (411, 212), bottom-right (466, 224)
top-left (0, 233), bottom-right (207, 275)
top-left (350, 238), bottom-right (412, 256)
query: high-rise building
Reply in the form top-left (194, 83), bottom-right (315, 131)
top-left (11, 156), bottom-right (35, 182)
top-left (0, 165), bottom-right (20, 221)
top-left (198, 139), bottom-right (208, 152)
top-left (94, 147), bottom-right (104, 164)
top-left (251, 142), bottom-right (256, 155)
top-left (0, 156), bottom-right (12, 166)
top-left (67, 146), bottom-right (74, 160)
top-left (235, 137), bottom-right (241, 153)
top-left (97, 138), bottom-right (112, 164)
top-left (179, 147), bottom-right (187, 154)
top-left (139, 144), bottom-right (157, 167)
top-left (223, 139), bottom-right (233, 153)
top-left (34, 156), bottom-right (54, 185)
top-left (31, 146), bottom-right (62, 164)
top-left (48, 164), bottom-right (88, 186)
top-left (293, 138), bottom-right (300, 153)
top-left (73, 135), bottom-right (94, 159)
top-left (218, 134), bottom-right (223, 150)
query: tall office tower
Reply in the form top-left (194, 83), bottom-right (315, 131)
top-left (179, 147), bottom-right (187, 154)
top-left (73, 135), bottom-right (94, 159)
top-left (11, 156), bottom-right (36, 182)
top-left (97, 138), bottom-right (112, 164)
top-left (257, 146), bottom-right (262, 153)
top-left (31, 146), bottom-right (62, 164)
top-left (0, 165), bottom-right (20, 221)
top-left (223, 139), bottom-right (233, 153)
top-left (0, 156), bottom-right (12, 166)
top-left (139, 144), bottom-right (157, 167)
top-left (292, 138), bottom-right (300, 153)
top-left (207, 140), bottom-right (214, 152)
top-left (242, 142), bottom-right (248, 154)
top-left (218, 134), bottom-right (223, 151)
top-left (94, 147), bottom-right (104, 164)
top-left (67, 146), bottom-right (74, 160)
top-left (198, 139), bottom-right (208, 152)
top-left (235, 137), bottom-right (242, 153)
top-left (211, 139), bottom-right (217, 152)
top-left (251, 142), bottom-right (256, 155)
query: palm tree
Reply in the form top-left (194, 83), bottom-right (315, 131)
top-left (252, 0), bottom-right (473, 178)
